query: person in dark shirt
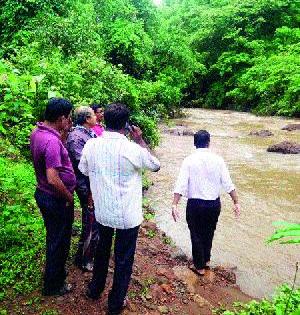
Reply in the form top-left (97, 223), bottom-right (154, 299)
top-left (30, 98), bottom-right (76, 296)
top-left (66, 106), bottom-right (98, 272)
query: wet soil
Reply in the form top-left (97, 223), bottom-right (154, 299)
top-left (1, 220), bottom-right (252, 315)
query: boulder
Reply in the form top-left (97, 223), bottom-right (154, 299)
top-left (267, 141), bottom-right (300, 154)
top-left (249, 130), bottom-right (273, 137)
top-left (172, 266), bottom-right (199, 293)
top-left (281, 124), bottom-right (300, 131)
top-left (163, 126), bottom-right (194, 136)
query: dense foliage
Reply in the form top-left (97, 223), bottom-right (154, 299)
top-left (0, 143), bottom-right (44, 300)
top-left (0, 0), bottom-right (299, 305)
top-left (0, 0), bottom-right (298, 151)
top-left (161, 0), bottom-right (300, 116)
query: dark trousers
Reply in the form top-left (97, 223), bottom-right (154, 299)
top-left (186, 198), bottom-right (221, 270)
top-left (74, 189), bottom-right (99, 267)
top-left (34, 189), bottom-right (74, 294)
top-left (89, 223), bottom-right (139, 313)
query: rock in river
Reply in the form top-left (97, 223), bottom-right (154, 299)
top-left (267, 141), bottom-right (300, 154)
top-left (163, 126), bottom-right (194, 136)
top-left (249, 130), bottom-right (273, 137)
top-left (281, 124), bottom-right (300, 131)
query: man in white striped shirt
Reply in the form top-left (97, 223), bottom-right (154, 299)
top-left (172, 130), bottom-right (240, 276)
top-left (79, 103), bottom-right (160, 314)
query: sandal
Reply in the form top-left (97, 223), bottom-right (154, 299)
top-left (188, 264), bottom-right (205, 276)
top-left (204, 261), bottom-right (211, 270)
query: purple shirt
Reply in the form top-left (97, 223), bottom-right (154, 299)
top-left (91, 124), bottom-right (104, 137)
top-left (30, 122), bottom-right (76, 197)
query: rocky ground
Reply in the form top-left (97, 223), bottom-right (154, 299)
top-left (2, 214), bottom-right (252, 315)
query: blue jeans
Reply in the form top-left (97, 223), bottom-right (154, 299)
top-left (34, 189), bottom-right (74, 294)
top-left (88, 223), bottom-right (139, 314)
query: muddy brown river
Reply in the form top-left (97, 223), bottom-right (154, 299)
top-left (147, 108), bottom-right (300, 298)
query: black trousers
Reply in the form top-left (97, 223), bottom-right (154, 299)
top-left (186, 198), bottom-right (221, 270)
top-left (74, 189), bottom-right (99, 267)
top-left (89, 223), bottom-right (139, 313)
top-left (34, 189), bottom-right (74, 294)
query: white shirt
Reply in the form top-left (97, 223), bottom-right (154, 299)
top-left (174, 148), bottom-right (235, 200)
top-left (78, 131), bottom-right (160, 229)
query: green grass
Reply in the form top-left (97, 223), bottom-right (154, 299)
top-left (145, 229), bottom-right (156, 239)
top-left (143, 197), bottom-right (155, 221)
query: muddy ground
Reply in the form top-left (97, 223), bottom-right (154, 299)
top-left (2, 213), bottom-right (252, 315)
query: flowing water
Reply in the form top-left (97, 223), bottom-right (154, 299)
top-left (147, 108), bottom-right (300, 298)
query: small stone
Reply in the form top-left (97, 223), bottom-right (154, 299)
top-left (193, 294), bottom-right (212, 308)
top-left (150, 283), bottom-right (163, 299)
top-left (249, 130), bottom-right (273, 137)
top-left (141, 295), bottom-right (147, 302)
top-left (157, 305), bottom-right (169, 314)
top-left (170, 248), bottom-right (187, 261)
top-left (160, 284), bottom-right (172, 294)
top-left (143, 221), bottom-right (157, 230)
top-left (145, 302), bottom-right (157, 310)
top-left (146, 294), bottom-right (152, 300)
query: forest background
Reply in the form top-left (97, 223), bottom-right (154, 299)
top-left (0, 0), bottom-right (299, 310)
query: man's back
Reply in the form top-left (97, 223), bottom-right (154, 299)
top-left (79, 131), bottom-right (160, 229)
top-left (175, 148), bottom-right (234, 200)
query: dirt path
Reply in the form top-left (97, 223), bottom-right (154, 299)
top-left (2, 217), bottom-right (252, 315)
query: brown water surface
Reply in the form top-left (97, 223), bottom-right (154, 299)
top-left (147, 108), bottom-right (300, 298)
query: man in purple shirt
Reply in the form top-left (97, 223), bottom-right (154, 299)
top-left (30, 98), bottom-right (76, 296)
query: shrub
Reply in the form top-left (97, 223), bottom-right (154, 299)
top-left (215, 285), bottom-right (300, 315)
top-left (0, 156), bottom-right (45, 300)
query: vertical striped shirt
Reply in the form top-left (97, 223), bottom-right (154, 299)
top-left (78, 131), bottom-right (160, 229)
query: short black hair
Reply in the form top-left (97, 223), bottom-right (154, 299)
top-left (44, 98), bottom-right (73, 122)
top-left (104, 103), bottom-right (129, 130)
top-left (90, 103), bottom-right (103, 113)
top-left (194, 130), bottom-right (210, 148)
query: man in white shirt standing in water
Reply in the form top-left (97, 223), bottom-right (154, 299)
top-left (172, 130), bottom-right (240, 276)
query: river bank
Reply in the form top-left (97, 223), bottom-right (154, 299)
top-left (0, 209), bottom-right (252, 315)
top-left (147, 108), bottom-right (300, 298)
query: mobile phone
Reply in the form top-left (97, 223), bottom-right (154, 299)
top-left (125, 122), bottom-right (133, 133)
